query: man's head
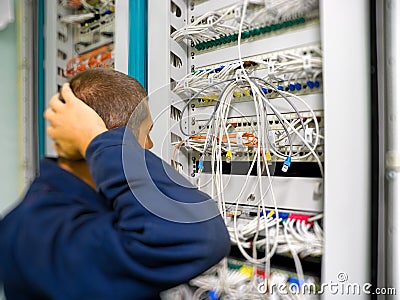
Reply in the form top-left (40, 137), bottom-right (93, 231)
top-left (69, 68), bottom-right (153, 149)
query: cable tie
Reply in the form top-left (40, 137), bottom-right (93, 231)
top-left (235, 69), bottom-right (246, 84)
top-left (305, 127), bottom-right (314, 144)
top-left (303, 54), bottom-right (312, 74)
top-left (184, 140), bottom-right (191, 150)
top-left (183, 78), bottom-right (190, 91)
top-left (234, 7), bottom-right (242, 22)
top-left (207, 16), bottom-right (220, 34)
top-left (267, 61), bottom-right (276, 78)
top-left (236, 132), bottom-right (244, 146)
top-left (208, 73), bottom-right (215, 84)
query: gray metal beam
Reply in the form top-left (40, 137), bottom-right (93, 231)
top-left (384, 0), bottom-right (400, 296)
top-left (321, 0), bottom-right (371, 298)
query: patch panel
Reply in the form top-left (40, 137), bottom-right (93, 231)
top-left (226, 257), bottom-right (321, 281)
top-left (74, 12), bottom-right (114, 54)
top-left (45, 0), bottom-right (117, 157)
top-left (191, 79), bottom-right (323, 107)
top-left (51, 1), bottom-right (116, 82)
top-left (173, 0), bottom-right (319, 54)
top-left (193, 44), bottom-right (322, 88)
top-left (223, 204), bottom-right (321, 223)
top-left (188, 111), bottom-right (324, 163)
top-left (193, 15), bottom-right (318, 53)
top-left (173, 44), bottom-right (323, 104)
top-left (193, 44), bottom-right (321, 73)
top-left (65, 44), bottom-right (114, 78)
top-left (190, 253), bottom-right (321, 298)
top-left (191, 146), bottom-right (324, 166)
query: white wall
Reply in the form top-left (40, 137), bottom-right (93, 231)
top-left (0, 3), bottom-right (23, 215)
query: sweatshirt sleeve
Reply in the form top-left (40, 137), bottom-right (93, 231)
top-left (84, 127), bottom-right (230, 292)
top-left (0, 127), bottom-right (230, 300)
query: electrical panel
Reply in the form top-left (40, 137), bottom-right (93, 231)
top-left (40, 0), bottom-right (372, 297)
top-left (44, 0), bottom-right (116, 155)
top-left (47, 0), bottom-right (115, 94)
top-left (150, 0), bottom-right (325, 298)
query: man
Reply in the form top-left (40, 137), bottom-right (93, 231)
top-left (0, 69), bottom-right (230, 299)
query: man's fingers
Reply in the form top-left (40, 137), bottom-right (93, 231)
top-left (61, 83), bottom-right (80, 105)
top-left (49, 93), bottom-right (64, 112)
top-left (46, 126), bottom-right (56, 141)
top-left (43, 108), bottom-right (56, 123)
top-left (52, 143), bottom-right (66, 158)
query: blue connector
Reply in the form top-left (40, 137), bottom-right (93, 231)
top-left (282, 156), bottom-right (291, 172)
top-left (260, 210), bottom-right (289, 220)
top-left (306, 80), bottom-right (314, 89)
top-left (295, 82), bottom-right (302, 90)
top-left (288, 84), bottom-right (295, 91)
top-left (288, 277), bottom-right (301, 287)
top-left (262, 87), bottom-right (268, 94)
top-left (198, 159), bottom-right (204, 171)
top-left (208, 289), bottom-right (219, 300)
top-left (278, 212), bottom-right (289, 220)
top-left (260, 210), bottom-right (271, 217)
top-left (314, 80), bottom-right (320, 88)
top-left (277, 86), bottom-right (284, 91)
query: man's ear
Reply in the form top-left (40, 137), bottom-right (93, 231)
top-left (144, 135), bottom-right (153, 150)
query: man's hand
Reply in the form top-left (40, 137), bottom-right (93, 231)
top-left (44, 83), bottom-right (108, 159)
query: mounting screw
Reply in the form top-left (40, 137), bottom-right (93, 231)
top-left (387, 171), bottom-right (397, 180)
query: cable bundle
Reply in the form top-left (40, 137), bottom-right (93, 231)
top-left (171, 0), bottom-right (324, 297)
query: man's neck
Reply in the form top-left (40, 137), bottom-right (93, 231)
top-left (57, 158), bottom-right (96, 189)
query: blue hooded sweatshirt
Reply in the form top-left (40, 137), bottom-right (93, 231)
top-left (0, 127), bottom-right (230, 299)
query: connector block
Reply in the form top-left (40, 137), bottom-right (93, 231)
top-left (194, 17), bottom-right (308, 52)
top-left (281, 156), bottom-right (292, 172)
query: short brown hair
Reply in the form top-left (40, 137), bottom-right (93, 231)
top-left (69, 68), bottom-right (148, 137)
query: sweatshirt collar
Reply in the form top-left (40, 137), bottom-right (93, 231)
top-left (39, 158), bottom-right (105, 208)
